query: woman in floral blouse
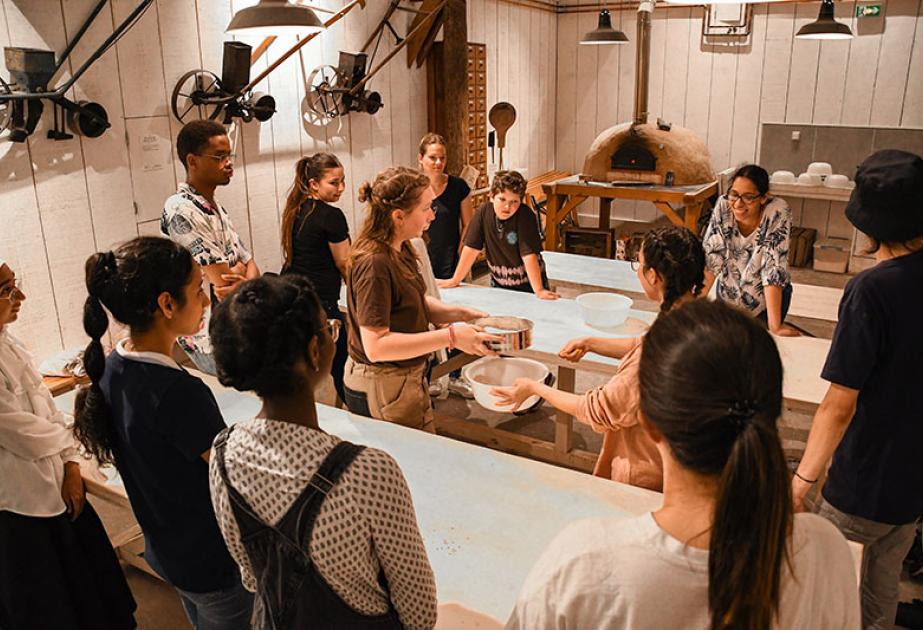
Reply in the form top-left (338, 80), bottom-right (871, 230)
top-left (702, 164), bottom-right (799, 337)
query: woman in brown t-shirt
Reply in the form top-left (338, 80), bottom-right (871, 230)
top-left (343, 166), bottom-right (498, 432)
top-left (490, 226), bottom-right (706, 491)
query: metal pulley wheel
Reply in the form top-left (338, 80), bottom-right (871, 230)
top-left (171, 69), bottom-right (223, 123)
top-left (68, 100), bottom-right (110, 137)
top-left (0, 77), bottom-right (12, 135)
top-left (247, 91), bottom-right (276, 122)
top-left (307, 64), bottom-right (346, 120)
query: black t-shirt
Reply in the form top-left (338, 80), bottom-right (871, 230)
top-left (821, 248), bottom-right (923, 525)
top-left (426, 176), bottom-right (471, 279)
top-left (100, 351), bottom-right (239, 592)
top-left (463, 201), bottom-right (547, 291)
top-left (285, 199), bottom-right (350, 305)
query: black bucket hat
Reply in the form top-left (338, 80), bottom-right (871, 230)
top-left (845, 149), bottom-right (923, 242)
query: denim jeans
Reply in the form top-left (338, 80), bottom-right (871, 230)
top-left (816, 498), bottom-right (917, 630)
top-left (756, 282), bottom-right (793, 324)
top-left (176, 580), bottom-right (253, 630)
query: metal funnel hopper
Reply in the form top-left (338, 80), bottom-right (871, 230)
top-left (4, 47), bottom-right (56, 91)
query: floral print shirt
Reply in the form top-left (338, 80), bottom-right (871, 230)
top-left (703, 196), bottom-right (791, 315)
top-left (161, 183), bottom-right (252, 355)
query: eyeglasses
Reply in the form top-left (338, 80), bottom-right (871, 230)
top-left (0, 278), bottom-right (24, 302)
top-left (321, 318), bottom-right (341, 342)
top-left (726, 191), bottom-right (762, 204)
top-left (199, 153), bottom-right (236, 164)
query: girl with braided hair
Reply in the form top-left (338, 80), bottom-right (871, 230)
top-left (491, 226), bottom-right (705, 491)
top-left (208, 274), bottom-right (437, 629)
top-left (507, 300), bottom-right (859, 629)
top-left (344, 166), bottom-right (499, 433)
top-left (73, 237), bottom-right (253, 629)
top-left (0, 259), bottom-right (136, 629)
top-left (280, 152), bottom-right (350, 404)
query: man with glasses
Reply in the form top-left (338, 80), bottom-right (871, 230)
top-left (161, 120), bottom-right (261, 374)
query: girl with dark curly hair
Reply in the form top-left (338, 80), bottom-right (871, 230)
top-left (208, 274), bottom-right (437, 629)
top-left (73, 236), bottom-right (252, 630)
top-left (491, 226), bottom-right (705, 491)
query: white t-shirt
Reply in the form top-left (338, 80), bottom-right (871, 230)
top-left (506, 512), bottom-right (860, 630)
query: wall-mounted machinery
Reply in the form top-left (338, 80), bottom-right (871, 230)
top-left (0, 0), bottom-right (154, 142)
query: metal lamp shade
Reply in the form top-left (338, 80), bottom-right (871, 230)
top-left (227, 0), bottom-right (324, 36)
top-left (580, 10), bottom-right (629, 45)
top-left (796, 0), bottom-right (853, 40)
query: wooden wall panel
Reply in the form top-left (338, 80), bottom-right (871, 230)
top-left (870, 0), bottom-right (920, 126)
top-left (555, 14), bottom-right (578, 177)
top-left (0, 0), bottom-right (452, 357)
top-left (0, 2), bottom-right (64, 358)
top-left (729, 5), bottom-right (768, 167)
top-left (785, 2), bottom-right (821, 124)
top-left (841, 11), bottom-right (885, 125)
top-left (902, 7), bottom-right (923, 126)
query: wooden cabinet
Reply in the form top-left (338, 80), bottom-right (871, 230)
top-left (427, 42), bottom-right (489, 209)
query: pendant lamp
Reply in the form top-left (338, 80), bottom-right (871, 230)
top-left (227, 0), bottom-right (324, 36)
top-left (580, 9), bottom-right (629, 45)
top-left (796, 0), bottom-right (853, 40)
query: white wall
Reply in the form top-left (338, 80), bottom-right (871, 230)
top-left (0, 0), bottom-right (556, 359)
top-left (468, 0), bottom-right (558, 180)
top-left (555, 0), bottom-right (923, 178)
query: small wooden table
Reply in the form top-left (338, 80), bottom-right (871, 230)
top-left (541, 176), bottom-right (719, 251)
top-left (43, 374), bottom-right (88, 397)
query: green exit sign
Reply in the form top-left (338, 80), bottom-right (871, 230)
top-left (856, 3), bottom-right (882, 17)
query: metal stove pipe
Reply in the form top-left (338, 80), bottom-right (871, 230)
top-left (633, 1), bottom-right (654, 126)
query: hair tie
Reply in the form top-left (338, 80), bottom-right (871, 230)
top-left (727, 399), bottom-right (757, 431)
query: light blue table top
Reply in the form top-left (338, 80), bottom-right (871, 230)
top-left (440, 285), bottom-right (655, 372)
top-left (56, 383), bottom-right (662, 620)
top-left (542, 250), bottom-right (645, 295)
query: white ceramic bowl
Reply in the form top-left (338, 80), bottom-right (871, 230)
top-left (824, 174), bottom-right (853, 188)
top-left (807, 162), bottom-right (833, 179)
top-left (463, 357), bottom-right (551, 413)
top-left (576, 292), bottom-right (633, 329)
top-left (770, 170), bottom-right (796, 184)
top-left (797, 172), bottom-right (823, 186)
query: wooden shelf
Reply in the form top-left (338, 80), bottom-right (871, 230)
top-left (769, 182), bottom-right (854, 203)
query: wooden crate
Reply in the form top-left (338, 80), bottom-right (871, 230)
top-left (563, 227), bottom-right (614, 258)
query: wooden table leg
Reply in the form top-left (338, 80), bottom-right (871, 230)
top-left (599, 198), bottom-right (612, 230)
top-left (555, 366), bottom-right (576, 454)
top-left (684, 201), bottom-right (704, 232)
top-left (544, 193), bottom-right (563, 251)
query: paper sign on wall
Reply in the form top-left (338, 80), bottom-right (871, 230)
top-left (140, 134), bottom-right (166, 173)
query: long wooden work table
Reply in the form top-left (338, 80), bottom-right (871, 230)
top-left (55, 381), bottom-right (663, 627)
top-left (437, 284), bottom-right (832, 472)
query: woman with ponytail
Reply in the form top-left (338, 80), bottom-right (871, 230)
top-left (344, 166), bottom-right (499, 433)
top-left (0, 260), bottom-right (136, 629)
top-left (74, 237), bottom-right (253, 629)
top-left (280, 153), bottom-right (350, 403)
top-left (507, 300), bottom-right (859, 629)
top-left (492, 226), bottom-right (705, 491)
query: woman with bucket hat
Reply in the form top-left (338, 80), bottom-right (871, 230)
top-left (792, 149), bottom-right (923, 630)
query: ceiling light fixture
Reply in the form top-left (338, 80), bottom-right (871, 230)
top-left (227, 0), bottom-right (325, 36)
top-left (796, 0), bottom-right (853, 40)
top-left (580, 9), bottom-right (629, 45)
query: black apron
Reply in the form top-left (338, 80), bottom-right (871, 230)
top-left (214, 428), bottom-right (404, 630)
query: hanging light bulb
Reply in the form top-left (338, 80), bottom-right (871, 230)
top-left (580, 9), bottom-right (629, 45)
top-left (227, 0), bottom-right (324, 37)
top-left (796, 0), bottom-right (853, 40)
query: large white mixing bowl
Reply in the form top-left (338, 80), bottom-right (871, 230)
top-left (575, 292), bottom-right (633, 329)
top-left (463, 357), bottom-right (550, 413)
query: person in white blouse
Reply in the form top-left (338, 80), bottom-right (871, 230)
top-left (208, 273), bottom-right (438, 629)
top-left (507, 300), bottom-right (859, 630)
top-left (0, 259), bottom-right (136, 629)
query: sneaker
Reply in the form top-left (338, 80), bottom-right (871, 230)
top-left (428, 379), bottom-right (446, 398)
top-left (447, 377), bottom-right (474, 399)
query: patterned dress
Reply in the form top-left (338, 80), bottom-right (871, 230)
top-left (703, 196), bottom-right (791, 316)
top-left (208, 418), bottom-right (438, 629)
top-left (161, 183), bottom-right (252, 355)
